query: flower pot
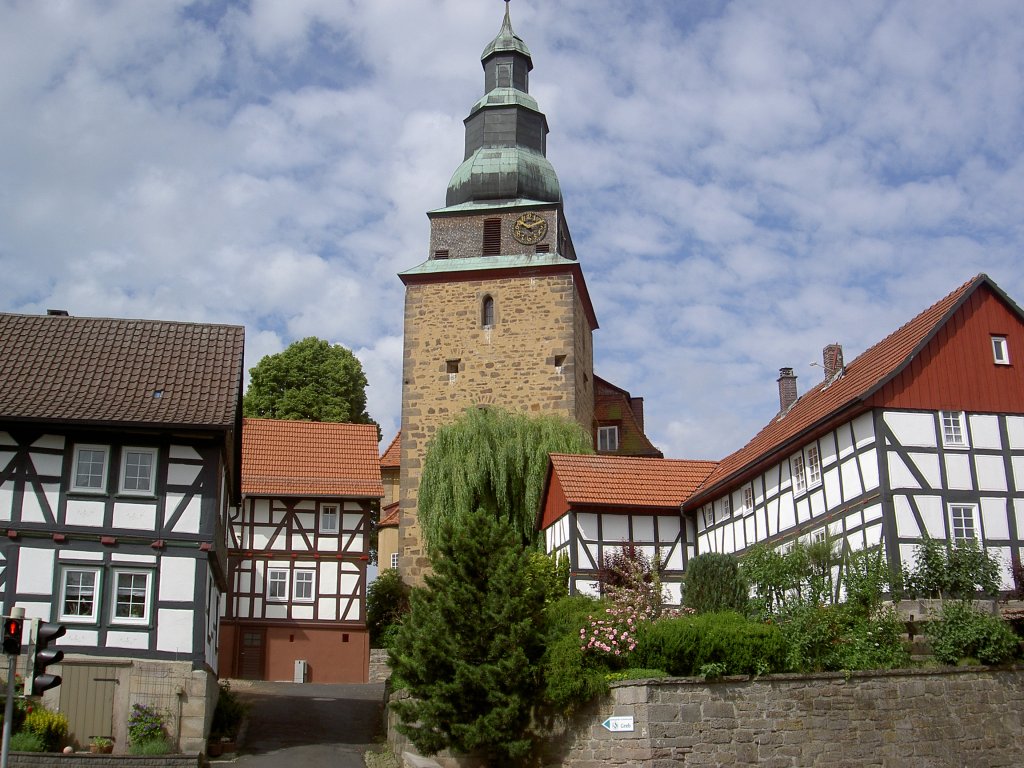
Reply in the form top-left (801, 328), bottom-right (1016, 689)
top-left (207, 741), bottom-right (223, 757)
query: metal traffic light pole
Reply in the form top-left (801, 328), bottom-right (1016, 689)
top-left (1, 607), bottom-right (25, 768)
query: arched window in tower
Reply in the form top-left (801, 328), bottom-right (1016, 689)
top-left (481, 295), bottom-right (495, 328)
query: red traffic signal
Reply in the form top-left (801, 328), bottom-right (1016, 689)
top-left (2, 617), bottom-right (23, 655)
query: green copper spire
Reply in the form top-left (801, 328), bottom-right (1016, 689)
top-left (445, 2), bottom-right (561, 207)
top-left (481, 1), bottom-right (532, 63)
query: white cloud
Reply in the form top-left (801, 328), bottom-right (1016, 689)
top-left (2, 0), bottom-right (1023, 462)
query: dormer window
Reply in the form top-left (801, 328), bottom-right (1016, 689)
top-left (992, 336), bottom-right (1010, 365)
top-left (597, 425), bottom-right (619, 452)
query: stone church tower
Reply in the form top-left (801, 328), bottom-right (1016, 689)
top-left (397, 5), bottom-right (598, 582)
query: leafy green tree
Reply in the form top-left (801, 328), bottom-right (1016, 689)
top-left (243, 337), bottom-right (377, 429)
top-left (417, 407), bottom-right (593, 552)
top-left (902, 537), bottom-right (1001, 599)
top-left (366, 568), bottom-right (410, 648)
top-left (389, 507), bottom-right (545, 763)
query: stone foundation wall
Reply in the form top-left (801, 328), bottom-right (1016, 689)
top-left (369, 649), bottom-right (390, 683)
top-left (389, 666), bottom-right (1024, 767)
top-left (9, 756), bottom-right (200, 767)
top-left (544, 666), bottom-right (1024, 767)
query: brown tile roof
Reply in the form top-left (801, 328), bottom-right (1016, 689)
top-left (686, 274), bottom-right (995, 507)
top-left (380, 431), bottom-right (401, 468)
top-left (379, 502), bottom-right (399, 528)
top-left (594, 376), bottom-right (662, 457)
top-left (242, 418), bottom-right (384, 498)
top-left (549, 453), bottom-right (717, 510)
top-left (0, 312), bottom-right (244, 429)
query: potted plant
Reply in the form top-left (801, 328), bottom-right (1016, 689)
top-left (90, 736), bottom-right (113, 754)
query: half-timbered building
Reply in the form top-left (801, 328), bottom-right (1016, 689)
top-left (220, 418), bottom-right (383, 683)
top-left (0, 310), bottom-right (244, 753)
top-left (539, 454), bottom-right (716, 602)
top-left (540, 274), bottom-right (1024, 598)
top-left (684, 273), bottom-right (1024, 591)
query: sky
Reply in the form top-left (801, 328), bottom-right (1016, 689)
top-left (2, 0), bottom-right (1023, 461)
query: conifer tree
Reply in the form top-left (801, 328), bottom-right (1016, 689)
top-left (417, 407), bottom-right (593, 551)
top-left (389, 507), bottom-right (545, 764)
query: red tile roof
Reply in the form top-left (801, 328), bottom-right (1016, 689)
top-left (380, 432), bottom-right (401, 468)
top-left (686, 273), bottom-right (999, 507)
top-left (242, 418), bottom-right (384, 498)
top-left (0, 313), bottom-right (244, 429)
top-left (548, 453), bottom-right (717, 510)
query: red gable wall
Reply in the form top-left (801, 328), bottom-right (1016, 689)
top-left (869, 285), bottom-right (1024, 413)
top-left (540, 470), bottom-right (570, 530)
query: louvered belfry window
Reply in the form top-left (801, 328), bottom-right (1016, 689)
top-left (482, 218), bottom-right (502, 255)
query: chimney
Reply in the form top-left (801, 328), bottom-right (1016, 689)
top-left (777, 367), bottom-right (798, 412)
top-left (823, 343), bottom-right (844, 380)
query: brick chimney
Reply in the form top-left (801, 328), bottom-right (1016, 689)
top-left (629, 397), bottom-right (645, 433)
top-left (777, 367), bottom-right (798, 412)
top-left (823, 343), bottom-right (844, 380)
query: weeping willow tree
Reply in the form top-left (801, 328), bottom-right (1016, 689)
top-left (418, 407), bottom-right (594, 552)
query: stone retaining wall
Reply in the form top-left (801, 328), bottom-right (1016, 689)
top-left (370, 648), bottom-right (390, 683)
top-left (389, 666), bottom-right (1024, 767)
top-left (544, 666), bottom-right (1024, 767)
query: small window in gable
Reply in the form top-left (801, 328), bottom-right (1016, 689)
top-left (120, 447), bottom-right (157, 495)
top-left (949, 503), bottom-right (977, 541)
top-left (482, 296), bottom-right (495, 328)
top-left (321, 504), bottom-right (339, 533)
top-left (792, 453), bottom-right (806, 494)
top-left (941, 411), bottom-right (968, 448)
top-left (992, 336), bottom-right (1010, 365)
top-left (72, 445), bottom-right (109, 493)
top-left (482, 218), bottom-right (502, 256)
top-left (597, 425), bottom-right (619, 452)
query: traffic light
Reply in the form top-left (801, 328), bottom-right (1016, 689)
top-left (2, 617), bottom-right (22, 655)
top-left (27, 621), bottom-right (65, 696)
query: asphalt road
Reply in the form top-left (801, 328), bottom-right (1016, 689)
top-left (216, 680), bottom-right (387, 768)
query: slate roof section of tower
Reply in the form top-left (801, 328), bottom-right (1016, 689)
top-left (0, 312), bottom-right (244, 429)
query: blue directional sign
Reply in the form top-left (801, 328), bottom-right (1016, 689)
top-left (601, 715), bottom-right (634, 733)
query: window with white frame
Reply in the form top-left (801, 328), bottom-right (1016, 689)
top-left (120, 447), bottom-right (157, 495)
top-left (722, 494), bottom-right (732, 517)
top-left (267, 569), bottom-right (289, 601)
top-left (60, 567), bottom-right (101, 622)
top-left (743, 486), bottom-right (754, 513)
top-left (949, 504), bottom-right (977, 541)
top-left (320, 504), bottom-right (339, 533)
top-left (597, 425), bottom-right (619, 452)
top-left (293, 570), bottom-right (315, 602)
top-left (941, 411), bottom-right (968, 448)
top-left (992, 336), bottom-right (1010, 365)
top-left (112, 570), bottom-right (152, 624)
top-left (390, 552), bottom-right (400, 570)
top-left (72, 445), bottom-right (109, 492)
top-left (806, 445), bottom-right (822, 487)
top-left (791, 453), bottom-right (806, 493)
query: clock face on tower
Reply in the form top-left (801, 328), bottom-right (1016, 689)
top-left (513, 212), bottom-right (548, 245)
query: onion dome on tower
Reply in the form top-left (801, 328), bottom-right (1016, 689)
top-left (445, 2), bottom-right (561, 206)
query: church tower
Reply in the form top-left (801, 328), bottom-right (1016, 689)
top-left (397, 4), bottom-right (598, 582)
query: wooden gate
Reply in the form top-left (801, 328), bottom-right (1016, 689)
top-left (238, 628), bottom-right (265, 679)
top-left (58, 664), bottom-right (121, 748)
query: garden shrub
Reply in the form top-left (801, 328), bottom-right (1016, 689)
top-left (210, 680), bottom-right (248, 740)
top-left (782, 603), bottom-right (908, 672)
top-left (682, 553), bottom-right (748, 614)
top-left (902, 537), bottom-right (1001, 599)
top-left (927, 600), bottom-right (1019, 666)
top-left (540, 595), bottom-right (611, 715)
top-left (22, 706), bottom-right (68, 751)
top-left (9, 731), bottom-right (45, 752)
top-left (129, 736), bottom-right (173, 755)
top-left (633, 611), bottom-right (787, 677)
top-left (127, 704), bottom-right (165, 746)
